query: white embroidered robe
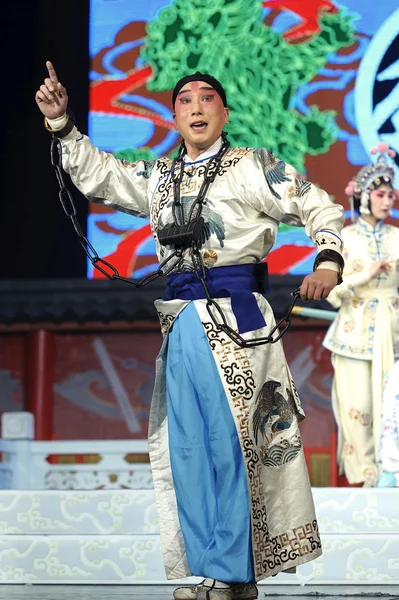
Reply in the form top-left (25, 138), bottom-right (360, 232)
top-left (323, 218), bottom-right (399, 361)
top-left (57, 129), bottom-right (345, 580)
top-left (323, 219), bottom-right (399, 463)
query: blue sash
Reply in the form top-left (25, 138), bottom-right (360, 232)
top-left (164, 263), bottom-right (270, 334)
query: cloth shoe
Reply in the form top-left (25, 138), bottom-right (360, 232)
top-left (173, 579), bottom-right (208, 599)
top-left (173, 578), bottom-right (258, 600)
top-left (231, 583), bottom-right (258, 599)
top-left (197, 579), bottom-right (233, 600)
top-left (363, 468), bottom-right (378, 488)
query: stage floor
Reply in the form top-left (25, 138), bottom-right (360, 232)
top-left (1, 586), bottom-right (399, 600)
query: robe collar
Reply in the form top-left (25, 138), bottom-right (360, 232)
top-left (357, 217), bottom-right (385, 234)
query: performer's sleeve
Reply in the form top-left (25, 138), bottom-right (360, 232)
top-left (253, 149), bottom-right (345, 259)
top-left (324, 241), bottom-right (372, 308)
top-left (47, 119), bottom-right (152, 218)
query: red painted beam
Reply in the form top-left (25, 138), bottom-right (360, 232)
top-left (25, 330), bottom-right (54, 440)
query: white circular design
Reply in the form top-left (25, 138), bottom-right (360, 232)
top-left (355, 8), bottom-right (399, 181)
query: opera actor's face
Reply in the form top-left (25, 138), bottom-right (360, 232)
top-left (370, 184), bottom-right (396, 220)
top-left (173, 80), bottom-right (229, 159)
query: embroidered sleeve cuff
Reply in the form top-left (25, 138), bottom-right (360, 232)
top-left (314, 230), bottom-right (343, 254)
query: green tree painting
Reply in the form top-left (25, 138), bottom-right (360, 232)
top-left (136, 0), bottom-right (354, 172)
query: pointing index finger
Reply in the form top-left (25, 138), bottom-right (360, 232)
top-left (46, 61), bottom-right (59, 84)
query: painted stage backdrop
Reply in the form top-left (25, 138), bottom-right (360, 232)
top-left (88, 0), bottom-right (399, 279)
top-left (0, 327), bottom-right (334, 447)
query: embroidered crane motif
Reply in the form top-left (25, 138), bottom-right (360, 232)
top-left (253, 148), bottom-right (290, 200)
top-left (252, 379), bottom-right (295, 444)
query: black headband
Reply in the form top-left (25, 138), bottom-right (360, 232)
top-left (172, 72), bottom-right (227, 108)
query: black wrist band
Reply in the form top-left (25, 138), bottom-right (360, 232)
top-left (44, 109), bottom-right (75, 139)
top-left (313, 249), bottom-right (344, 285)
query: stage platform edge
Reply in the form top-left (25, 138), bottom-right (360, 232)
top-left (0, 487), bottom-right (397, 585)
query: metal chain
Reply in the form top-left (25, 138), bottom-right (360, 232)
top-left (50, 136), bottom-right (183, 286)
top-left (170, 132), bottom-right (230, 226)
top-left (191, 244), bottom-right (300, 348)
top-left (50, 136), bottom-right (299, 347)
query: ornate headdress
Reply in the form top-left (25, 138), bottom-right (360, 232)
top-left (345, 142), bottom-right (399, 221)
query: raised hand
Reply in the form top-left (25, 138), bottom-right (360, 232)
top-left (369, 260), bottom-right (391, 279)
top-left (35, 61), bottom-right (68, 120)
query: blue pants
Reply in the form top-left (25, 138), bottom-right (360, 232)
top-left (166, 303), bottom-right (255, 583)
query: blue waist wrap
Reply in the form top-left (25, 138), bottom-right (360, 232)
top-left (163, 263), bottom-right (270, 334)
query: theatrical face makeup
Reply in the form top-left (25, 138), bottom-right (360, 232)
top-left (369, 184), bottom-right (396, 222)
top-left (173, 80), bottom-right (229, 160)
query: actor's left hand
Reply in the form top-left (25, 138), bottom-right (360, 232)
top-left (299, 269), bottom-right (338, 301)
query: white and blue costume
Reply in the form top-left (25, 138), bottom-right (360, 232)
top-left (53, 124), bottom-right (345, 582)
top-left (323, 218), bottom-right (399, 484)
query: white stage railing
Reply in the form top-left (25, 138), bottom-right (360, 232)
top-left (0, 412), bottom-right (152, 490)
top-left (1, 413), bottom-right (399, 586)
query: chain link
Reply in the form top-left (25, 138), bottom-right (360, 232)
top-left (50, 136), bottom-right (299, 346)
top-left (190, 245), bottom-right (300, 347)
top-left (50, 136), bottom-right (182, 287)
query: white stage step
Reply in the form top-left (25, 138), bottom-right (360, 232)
top-left (0, 488), bottom-right (398, 585)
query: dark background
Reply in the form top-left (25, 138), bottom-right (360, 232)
top-left (1, 0), bottom-right (90, 279)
